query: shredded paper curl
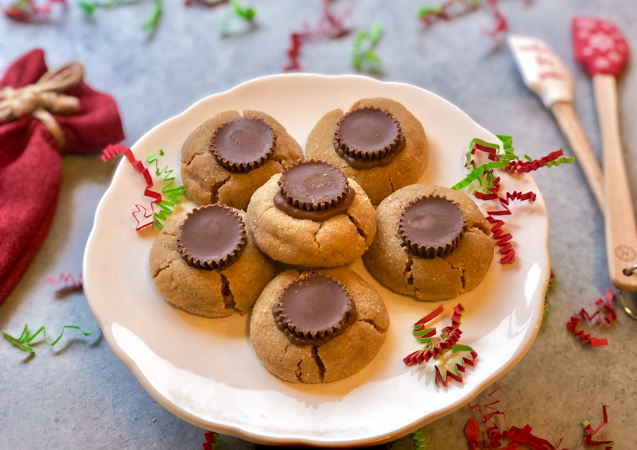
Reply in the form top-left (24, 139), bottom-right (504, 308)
top-left (466, 386), bottom-right (564, 449)
top-left (3, 324), bottom-right (95, 354)
top-left (452, 136), bottom-right (574, 264)
top-left (283, 0), bottom-right (353, 71)
top-left (404, 304), bottom-right (477, 387)
top-left (567, 289), bottom-right (617, 347)
top-left (352, 23), bottom-right (383, 73)
top-left (101, 145), bottom-right (186, 231)
top-left (202, 430), bottom-right (220, 450)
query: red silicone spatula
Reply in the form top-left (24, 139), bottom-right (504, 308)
top-left (572, 17), bottom-right (637, 302)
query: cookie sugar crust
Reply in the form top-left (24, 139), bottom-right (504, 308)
top-left (364, 184), bottom-right (494, 301)
top-left (246, 173), bottom-right (377, 268)
top-left (149, 210), bottom-right (276, 318)
top-left (181, 110), bottom-right (303, 210)
top-left (305, 97), bottom-right (429, 205)
top-left (249, 268), bottom-right (390, 384)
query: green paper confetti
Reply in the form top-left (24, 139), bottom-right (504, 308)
top-left (418, 0), bottom-right (480, 26)
top-left (3, 324), bottom-right (95, 354)
top-left (145, 150), bottom-right (186, 230)
top-left (142, 0), bottom-right (163, 31)
top-left (219, 0), bottom-right (256, 34)
top-left (452, 135), bottom-right (574, 193)
top-left (79, 0), bottom-right (163, 32)
top-left (418, 6), bottom-right (443, 18)
top-left (352, 23), bottom-right (383, 73)
top-left (202, 430), bottom-right (220, 449)
top-left (451, 159), bottom-right (508, 191)
top-left (412, 429), bottom-right (426, 449)
top-left (434, 344), bottom-right (477, 381)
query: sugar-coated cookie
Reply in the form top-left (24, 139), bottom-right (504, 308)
top-left (250, 268), bottom-right (390, 383)
top-left (181, 110), bottom-right (303, 210)
top-left (149, 204), bottom-right (276, 318)
top-left (305, 98), bottom-right (428, 205)
top-left (364, 184), bottom-right (494, 301)
top-left (246, 160), bottom-right (377, 267)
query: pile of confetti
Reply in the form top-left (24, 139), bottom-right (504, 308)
top-left (567, 289), bottom-right (617, 347)
top-left (452, 136), bottom-right (574, 264)
top-left (101, 144), bottom-right (185, 231)
top-left (404, 304), bottom-right (478, 387)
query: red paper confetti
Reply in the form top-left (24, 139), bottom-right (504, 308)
top-left (455, 136), bottom-right (573, 264)
top-left (3, 0), bottom-right (65, 22)
top-left (503, 150), bottom-right (567, 174)
top-left (132, 204), bottom-right (155, 231)
top-left (46, 272), bottom-right (83, 290)
top-left (566, 290), bottom-right (617, 347)
top-left (480, 188), bottom-right (537, 265)
top-left (123, 149), bottom-right (162, 203)
top-left (185, 0), bottom-right (228, 6)
top-left (101, 144), bottom-right (127, 162)
top-left (283, 0), bottom-right (354, 71)
top-left (467, 386), bottom-right (505, 427)
top-left (419, 0), bottom-right (532, 38)
top-left (101, 145), bottom-right (162, 230)
top-left (580, 405), bottom-right (614, 449)
top-left (202, 430), bottom-right (220, 450)
top-left (482, 0), bottom-right (507, 37)
top-left (466, 387), bottom-right (563, 449)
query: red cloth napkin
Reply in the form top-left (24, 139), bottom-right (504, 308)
top-left (0, 49), bottom-right (125, 305)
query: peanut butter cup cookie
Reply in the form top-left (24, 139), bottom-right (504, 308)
top-left (250, 268), bottom-right (390, 383)
top-left (149, 204), bottom-right (276, 318)
top-left (306, 98), bottom-right (428, 204)
top-left (181, 110), bottom-right (303, 210)
top-left (364, 184), bottom-right (494, 301)
top-left (246, 160), bottom-right (377, 267)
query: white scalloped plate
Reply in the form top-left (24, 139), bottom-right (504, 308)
top-left (84, 74), bottom-right (549, 447)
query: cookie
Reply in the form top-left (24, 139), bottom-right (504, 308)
top-left (181, 110), bottom-right (303, 210)
top-left (363, 184), bottom-right (494, 301)
top-left (245, 160), bottom-right (377, 267)
top-left (250, 268), bottom-right (390, 383)
top-left (149, 204), bottom-right (276, 318)
top-left (305, 97), bottom-right (428, 204)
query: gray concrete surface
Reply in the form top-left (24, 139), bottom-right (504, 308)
top-left (1, 0), bottom-right (636, 448)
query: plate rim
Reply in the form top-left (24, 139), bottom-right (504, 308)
top-left (84, 73), bottom-right (550, 447)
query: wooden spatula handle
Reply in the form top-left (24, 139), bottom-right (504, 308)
top-left (550, 102), bottom-right (605, 211)
top-left (593, 74), bottom-right (637, 290)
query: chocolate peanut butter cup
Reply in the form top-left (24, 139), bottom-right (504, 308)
top-left (334, 107), bottom-right (406, 169)
top-left (274, 160), bottom-right (355, 220)
top-left (398, 195), bottom-right (466, 258)
top-left (210, 117), bottom-right (276, 173)
top-left (272, 273), bottom-right (357, 346)
top-left (177, 204), bottom-right (247, 269)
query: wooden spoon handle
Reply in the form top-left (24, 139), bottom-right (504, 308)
top-left (550, 101), bottom-right (605, 211)
top-left (593, 74), bottom-right (637, 290)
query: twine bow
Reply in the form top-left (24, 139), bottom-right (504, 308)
top-left (0, 61), bottom-right (84, 148)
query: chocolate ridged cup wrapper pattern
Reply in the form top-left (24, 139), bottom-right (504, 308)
top-left (334, 106), bottom-right (404, 161)
top-left (273, 160), bottom-right (356, 221)
top-left (177, 204), bottom-right (247, 270)
top-left (210, 117), bottom-right (276, 173)
top-left (272, 273), bottom-right (357, 346)
top-left (399, 196), bottom-right (467, 258)
top-left (278, 160), bottom-right (351, 211)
